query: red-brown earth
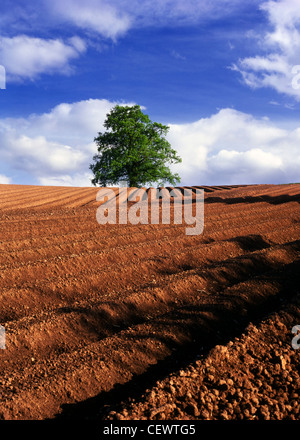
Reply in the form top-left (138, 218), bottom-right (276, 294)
top-left (0, 183), bottom-right (299, 420)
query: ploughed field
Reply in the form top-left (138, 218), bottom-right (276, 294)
top-left (0, 183), bottom-right (299, 420)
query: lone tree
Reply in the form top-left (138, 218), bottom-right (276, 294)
top-left (90, 105), bottom-right (182, 187)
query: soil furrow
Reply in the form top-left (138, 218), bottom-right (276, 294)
top-left (0, 183), bottom-right (299, 421)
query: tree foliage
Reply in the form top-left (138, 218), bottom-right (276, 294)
top-left (90, 105), bottom-right (182, 187)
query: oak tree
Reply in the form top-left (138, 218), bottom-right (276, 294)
top-left (90, 105), bottom-right (181, 187)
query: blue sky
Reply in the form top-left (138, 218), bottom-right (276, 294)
top-left (0, 0), bottom-right (299, 186)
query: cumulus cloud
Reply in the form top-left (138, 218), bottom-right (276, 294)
top-left (0, 35), bottom-right (86, 81)
top-left (1, 102), bottom-right (299, 186)
top-left (168, 108), bottom-right (300, 185)
top-left (232, 0), bottom-right (300, 100)
top-left (0, 174), bottom-right (11, 184)
top-left (21, 99), bottom-right (116, 142)
top-left (207, 149), bottom-right (284, 183)
top-left (0, 98), bottom-right (135, 186)
top-left (38, 172), bottom-right (94, 187)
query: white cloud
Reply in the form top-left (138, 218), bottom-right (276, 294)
top-left (0, 0), bottom-right (260, 42)
top-left (0, 174), bottom-right (11, 184)
top-left (9, 135), bottom-right (86, 173)
top-left (23, 99), bottom-right (116, 142)
top-left (207, 148), bottom-right (284, 183)
top-left (50, 0), bottom-right (131, 40)
top-left (0, 0), bottom-right (261, 85)
top-left (112, 0), bottom-right (260, 28)
top-left (168, 108), bottom-right (300, 185)
top-left (233, 0), bottom-right (300, 100)
top-left (0, 101), bottom-right (299, 187)
top-left (0, 98), bottom-right (135, 186)
top-left (0, 35), bottom-right (86, 81)
top-left (38, 172), bottom-right (94, 187)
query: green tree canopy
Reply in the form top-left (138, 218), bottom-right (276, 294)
top-left (90, 105), bottom-right (182, 187)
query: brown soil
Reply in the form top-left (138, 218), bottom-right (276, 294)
top-left (0, 183), bottom-right (299, 420)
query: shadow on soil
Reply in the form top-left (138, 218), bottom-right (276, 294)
top-left (53, 241), bottom-right (300, 420)
top-left (204, 193), bottom-right (300, 206)
top-left (228, 234), bottom-right (271, 252)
